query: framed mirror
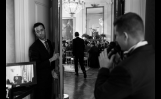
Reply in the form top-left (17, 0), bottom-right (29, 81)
top-left (86, 6), bottom-right (104, 38)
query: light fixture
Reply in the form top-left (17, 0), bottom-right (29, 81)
top-left (63, 0), bottom-right (85, 17)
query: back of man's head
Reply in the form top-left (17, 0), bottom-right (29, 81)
top-left (75, 32), bottom-right (79, 37)
top-left (114, 12), bottom-right (144, 38)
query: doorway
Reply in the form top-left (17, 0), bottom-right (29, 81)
top-left (61, 0), bottom-right (117, 99)
top-left (49, 0), bottom-right (125, 99)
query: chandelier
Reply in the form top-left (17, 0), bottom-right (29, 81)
top-left (63, 0), bottom-right (85, 17)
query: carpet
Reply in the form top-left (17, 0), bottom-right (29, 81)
top-left (63, 64), bottom-right (90, 73)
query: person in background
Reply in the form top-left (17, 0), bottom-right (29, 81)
top-left (85, 42), bottom-right (91, 52)
top-left (88, 42), bottom-right (100, 68)
top-left (62, 41), bottom-right (67, 64)
top-left (29, 22), bottom-right (59, 99)
top-left (94, 12), bottom-right (155, 99)
top-left (65, 42), bottom-right (71, 51)
top-left (69, 40), bottom-right (73, 50)
top-left (72, 32), bottom-right (87, 78)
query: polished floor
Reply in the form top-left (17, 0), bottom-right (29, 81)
top-left (64, 67), bottom-right (99, 99)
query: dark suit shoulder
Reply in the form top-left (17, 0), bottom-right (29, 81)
top-left (120, 44), bottom-right (154, 66)
top-left (29, 39), bottom-right (40, 49)
top-left (117, 44), bottom-right (155, 78)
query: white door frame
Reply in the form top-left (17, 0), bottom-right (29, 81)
top-left (59, 0), bottom-right (63, 98)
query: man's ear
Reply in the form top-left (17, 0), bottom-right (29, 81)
top-left (123, 32), bottom-right (129, 41)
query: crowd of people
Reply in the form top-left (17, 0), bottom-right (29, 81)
top-left (62, 38), bottom-right (110, 68)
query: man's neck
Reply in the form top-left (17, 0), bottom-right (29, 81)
top-left (126, 37), bottom-right (144, 50)
top-left (39, 38), bottom-right (46, 42)
top-left (124, 40), bottom-right (147, 54)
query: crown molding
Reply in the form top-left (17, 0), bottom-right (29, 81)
top-left (84, 0), bottom-right (113, 4)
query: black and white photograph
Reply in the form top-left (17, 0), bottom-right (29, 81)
top-left (6, 0), bottom-right (155, 99)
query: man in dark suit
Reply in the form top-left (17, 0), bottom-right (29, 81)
top-left (72, 32), bottom-right (87, 78)
top-left (29, 22), bottom-right (59, 99)
top-left (94, 12), bottom-right (155, 99)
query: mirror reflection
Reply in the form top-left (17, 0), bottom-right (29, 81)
top-left (86, 6), bottom-right (104, 39)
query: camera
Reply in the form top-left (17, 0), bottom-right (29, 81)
top-left (107, 41), bottom-right (123, 59)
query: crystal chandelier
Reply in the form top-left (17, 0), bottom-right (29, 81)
top-left (63, 0), bottom-right (85, 17)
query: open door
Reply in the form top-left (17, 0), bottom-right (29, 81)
top-left (49, 0), bottom-right (63, 99)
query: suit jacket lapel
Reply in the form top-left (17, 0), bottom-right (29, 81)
top-left (37, 39), bottom-right (50, 55)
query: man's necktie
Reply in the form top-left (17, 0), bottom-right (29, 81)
top-left (45, 41), bottom-right (50, 54)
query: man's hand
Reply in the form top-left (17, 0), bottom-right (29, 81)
top-left (99, 49), bottom-right (115, 69)
top-left (53, 53), bottom-right (59, 60)
top-left (113, 52), bottom-right (122, 64)
top-left (49, 52), bottom-right (59, 62)
top-left (52, 70), bottom-right (58, 79)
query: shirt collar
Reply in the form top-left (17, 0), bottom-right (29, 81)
top-left (39, 39), bottom-right (47, 44)
top-left (124, 40), bottom-right (148, 54)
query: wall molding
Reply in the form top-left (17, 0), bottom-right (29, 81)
top-left (14, 0), bottom-right (30, 63)
top-left (14, 0), bottom-right (30, 98)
